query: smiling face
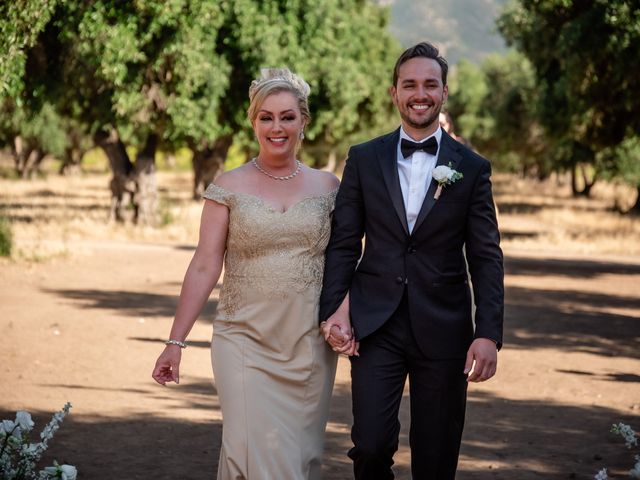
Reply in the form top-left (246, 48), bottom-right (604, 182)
top-left (390, 57), bottom-right (448, 140)
top-left (252, 90), bottom-right (305, 161)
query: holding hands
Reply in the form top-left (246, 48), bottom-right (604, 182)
top-left (321, 294), bottom-right (359, 356)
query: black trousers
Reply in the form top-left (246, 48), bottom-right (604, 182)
top-left (348, 291), bottom-right (468, 480)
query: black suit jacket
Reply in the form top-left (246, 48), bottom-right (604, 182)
top-left (319, 128), bottom-right (504, 359)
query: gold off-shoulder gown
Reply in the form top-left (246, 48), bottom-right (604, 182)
top-left (203, 184), bottom-right (338, 480)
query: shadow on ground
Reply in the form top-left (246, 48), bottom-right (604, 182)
top-left (3, 385), bottom-right (635, 480)
top-left (43, 288), bottom-right (218, 322)
top-left (13, 254), bottom-right (637, 479)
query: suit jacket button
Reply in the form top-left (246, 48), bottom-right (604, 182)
top-left (395, 276), bottom-right (404, 284)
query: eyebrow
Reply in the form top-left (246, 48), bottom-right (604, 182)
top-left (258, 109), bottom-right (296, 115)
top-left (401, 76), bottom-right (440, 85)
top-left (400, 76), bottom-right (440, 83)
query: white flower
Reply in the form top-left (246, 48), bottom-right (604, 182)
top-left (1, 403), bottom-right (75, 479)
top-left (432, 165), bottom-right (457, 183)
top-left (23, 442), bottom-right (40, 454)
top-left (2, 419), bottom-right (16, 433)
top-left (612, 423), bottom-right (638, 449)
top-left (60, 464), bottom-right (78, 480)
top-left (41, 463), bottom-right (77, 480)
top-left (594, 467), bottom-right (608, 480)
top-left (41, 463), bottom-right (78, 480)
top-left (15, 410), bottom-right (35, 431)
top-left (432, 163), bottom-right (463, 200)
top-left (630, 454), bottom-right (640, 479)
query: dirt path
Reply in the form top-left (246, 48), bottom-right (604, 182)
top-left (2, 238), bottom-right (639, 479)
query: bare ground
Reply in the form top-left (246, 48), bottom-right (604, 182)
top-left (1, 170), bottom-right (639, 479)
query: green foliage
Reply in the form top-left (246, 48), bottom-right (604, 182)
top-left (65, 0), bottom-right (230, 147)
top-left (224, 144), bottom-right (247, 172)
top-left (156, 148), bottom-right (193, 172)
top-left (81, 148), bottom-right (109, 173)
top-left (448, 60), bottom-right (490, 141)
top-left (0, 214), bottom-right (12, 257)
top-left (495, 0), bottom-right (640, 196)
top-left (2, 0), bottom-right (400, 174)
top-left (497, 0), bottom-right (640, 151)
top-left (598, 136), bottom-right (640, 187)
top-left (10, 102), bottom-right (68, 159)
top-left (448, 52), bottom-right (554, 175)
top-left (0, 1), bottom-right (93, 172)
top-left (221, 0), bottom-right (401, 164)
top-left (57, 0), bottom-right (399, 159)
top-left (0, 0), bottom-right (60, 98)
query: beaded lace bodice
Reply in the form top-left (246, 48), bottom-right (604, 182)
top-left (203, 183), bottom-right (336, 317)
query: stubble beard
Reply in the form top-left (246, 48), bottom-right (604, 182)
top-left (402, 105), bottom-right (441, 132)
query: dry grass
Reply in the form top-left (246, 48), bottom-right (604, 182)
top-left (494, 173), bottom-right (640, 257)
top-left (0, 171), bottom-right (202, 261)
top-left (0, 166), bottom-right (639, 261)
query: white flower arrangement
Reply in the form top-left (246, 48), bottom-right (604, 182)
top-left (432, 163), bottom-right (463, 200)
top-left (0, 403), bottom-right (76, 480)
top-left (595, 422), bottom-right (639, 479)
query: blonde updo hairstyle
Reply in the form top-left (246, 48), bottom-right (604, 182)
top-left (247, 68), bottom-right (311, 128)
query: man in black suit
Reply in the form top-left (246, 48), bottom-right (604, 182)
top-left (319, 42), bottom-right (504, 480)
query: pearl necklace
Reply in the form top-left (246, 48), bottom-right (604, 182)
top-left (252, 157), bottom-right (301, 181)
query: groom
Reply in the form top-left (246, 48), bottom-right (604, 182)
top-left (319, 42), bottom-right (504, 479)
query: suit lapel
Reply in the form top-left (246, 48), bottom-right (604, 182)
top-left (412, 131), bottom-right (463, 234)
top-left (376, 128), bottom-right (409, 235)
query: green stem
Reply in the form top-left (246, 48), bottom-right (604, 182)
top-left (0, 425), bottom-right (19, 460)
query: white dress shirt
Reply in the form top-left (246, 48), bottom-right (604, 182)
top-left (397, 126), bottom-right (443, 232)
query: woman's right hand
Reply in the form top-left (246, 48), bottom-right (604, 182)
top-left (152, 345), bottom-right (182, 385)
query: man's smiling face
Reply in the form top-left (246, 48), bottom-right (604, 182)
top-left (390, 57), bottom-right (448, 140)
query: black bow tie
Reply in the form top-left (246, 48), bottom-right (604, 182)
top-left (401, 137), bottom-right (438, 158)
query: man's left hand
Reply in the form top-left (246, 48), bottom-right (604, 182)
top-left (464, 338), bottom-right (498, 382)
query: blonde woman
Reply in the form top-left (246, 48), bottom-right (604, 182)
top-left (153, 69), bottom-right (340, 479)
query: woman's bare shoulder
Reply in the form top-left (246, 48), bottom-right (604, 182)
top-left (305, 167), bottom-right (339, 193)
top-left (214, 163), bottom-right (253, 190)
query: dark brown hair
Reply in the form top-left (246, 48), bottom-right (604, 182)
top-left (392, 42), bottom-right (448, 86)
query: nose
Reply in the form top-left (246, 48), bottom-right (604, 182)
top-left (272, 119), bottom-right (283, 132)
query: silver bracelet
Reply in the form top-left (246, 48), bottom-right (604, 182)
top-left (165, 339), bottom-right (187, 349)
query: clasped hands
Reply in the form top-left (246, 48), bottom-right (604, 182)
top-left (320, 316), bottom-right (359, 357)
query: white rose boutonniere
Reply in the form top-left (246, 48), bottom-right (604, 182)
top-left (432, 163), bottom-right (463, 200)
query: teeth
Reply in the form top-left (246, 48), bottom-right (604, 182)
top-left (269, 137), bottom-right (287, 143)
top-left (411, 105), bottom-right (430, 110)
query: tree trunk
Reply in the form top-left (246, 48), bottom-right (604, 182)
top-left (191, 135), bottom-right (231, 200)
top-left (24, 149), bottom-right (45, 179)
top-left (59, 147), bottom-right (84, 176)
top-left (571, 164), bottom-right (597, 197)
top-left (12, 136), bottom-right (30, 177)
top-left (12, 136), bottom-right (22, 174)
top-left (631, 186), bottom-right (640, 215)
top-left (94, 128), bottom-right (136, 222)
top-left (579, 164), bottom-right (596, 197)
top-left (133, 133), bottom-right (159, 225)
top-left (570, 165), bottom-right (578, 196)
